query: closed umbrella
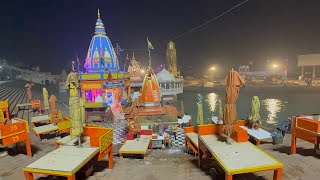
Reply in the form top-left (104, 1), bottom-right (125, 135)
top-left (42, 88), bottom-right (49, 112)
top-left (223, 69), bottom-right (245, 144)
top-left (248, 96), bottom-right (261, 129)
top-left (80, 97), bottom-right (86, 124)
top-left (196, 94), bottom-right (204, 125)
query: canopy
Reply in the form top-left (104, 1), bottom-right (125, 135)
top-left (223, 69), bottom-right (245, 143)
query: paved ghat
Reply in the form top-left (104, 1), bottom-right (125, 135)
top-left (1, 81), bottom-right (320, 180)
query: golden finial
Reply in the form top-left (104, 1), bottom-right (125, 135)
top-left (98, 9), bottom-right (100, 19)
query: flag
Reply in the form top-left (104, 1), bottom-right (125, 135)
top-left (76, 53), bottom-right (80, 65)
top-left (147, 37), bottom-right (154, 50)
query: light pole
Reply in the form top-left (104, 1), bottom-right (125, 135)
top-left (272, 64), bottom-right (278, 81)
top-left (210, 66), bottom-right (216, 82)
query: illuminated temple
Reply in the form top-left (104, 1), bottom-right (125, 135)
top-left (80, 10), bottom-right (130, 118)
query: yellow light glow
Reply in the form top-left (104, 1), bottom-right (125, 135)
top-left (272, 64), bottom-right (278, 69)
top-left (210, 66), bottom-right (216, 71)
top-left (140, 69), bottom-right (145, 74)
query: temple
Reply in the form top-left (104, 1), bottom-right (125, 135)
top-left (127, 53), bottom-right (143, 100)
top-left (79, 9), bottom-right (130, 120)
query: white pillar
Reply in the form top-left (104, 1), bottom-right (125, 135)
top-left (313, 66), bottom-right (316, 78)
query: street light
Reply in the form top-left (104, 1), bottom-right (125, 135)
top-left (210, 66), bottom-right (216, 71)
top-left (272, 64), bottom-right (278, 69)
top-left (210, 66), bottom-right (216, 83)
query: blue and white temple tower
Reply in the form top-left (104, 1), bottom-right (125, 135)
top-left (84, 9), bottom-right (118, 73)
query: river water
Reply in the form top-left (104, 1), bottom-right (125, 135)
top-left (180, 87), bottom-right (320, 128)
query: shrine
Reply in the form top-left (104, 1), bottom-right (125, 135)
top-left (79, 10), bottom-right (130, 121)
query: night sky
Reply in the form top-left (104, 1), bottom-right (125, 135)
top-left (1, 0), bottom-right (320, 76)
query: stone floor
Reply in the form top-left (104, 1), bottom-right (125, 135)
top-left (1, 133), bottom-right (320, 180)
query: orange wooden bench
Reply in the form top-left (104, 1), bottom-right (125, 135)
top-left (0, 118), bottom-right (32, 157)
top-left (0, 100), bottom-right (10, 126)
top-left (291, 115), bottom-right (320, 155)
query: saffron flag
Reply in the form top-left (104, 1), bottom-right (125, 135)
top-left (147, 37), bottom-right (154, 50)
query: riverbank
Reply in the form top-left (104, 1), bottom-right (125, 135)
top-left (1, 81), bottom-right (320, 180)
top-left (184, 83), bottom-right (320, 94)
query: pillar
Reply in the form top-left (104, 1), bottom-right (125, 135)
top-left (313, 66), bottom-right (316, 78)
top-left (301, 66), bottom-right (304, 79)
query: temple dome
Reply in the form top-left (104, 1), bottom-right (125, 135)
top-left (84, 9), bottom-right (118, 72)
top-left (156, 69), bottom-right (176, 82)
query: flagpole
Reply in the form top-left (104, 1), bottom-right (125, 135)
top-left (148, 46), bottom-right (152, 67)
top-left (147, 37), bottom-right (152, 67)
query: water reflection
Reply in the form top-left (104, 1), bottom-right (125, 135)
top-left (206, 93), bottom-right (219, 113)
top-left (262, 98), bottom-right (282, 125)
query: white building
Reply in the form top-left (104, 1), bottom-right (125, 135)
top-left (156, 69), bottom-right (183, 96)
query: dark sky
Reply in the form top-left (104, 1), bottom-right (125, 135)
top-left (1, 0), bottom-right (320, 75)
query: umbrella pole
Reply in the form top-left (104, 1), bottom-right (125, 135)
top-left (226, 132), bottom-right (231, 145)
top-left (77, 136), bottom-right (83, 148)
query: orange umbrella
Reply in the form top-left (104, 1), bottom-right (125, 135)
top-left (223, 69), bottom-right (245, 144)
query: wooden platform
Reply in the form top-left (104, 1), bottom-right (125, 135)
top-left (199, 134), bottom-right (283, 180)
top-left (119, 135), bottom-right (152, 159)
top-left (33, 124), bottom-right (58, 135)
top-left (31, 115), bottom-right (50, 123)
top-left (240, 126), bottom-right (271, 145)
top-left (23, 146), bottom-right (100, 180)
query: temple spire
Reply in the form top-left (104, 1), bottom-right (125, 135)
top-left (95, 9), bottom-right (106, 35)
top-left (132, 51), bottom-right (135, 60)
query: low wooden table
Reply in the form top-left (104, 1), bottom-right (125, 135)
top-left (198, 134), bottom-right (283, 180)
top-left (185, 132), bottom-right (199, 156)
top-left (31, 115), bottom-right (50, 123)
top-left (119, 135), bottom-right (152, 159)
top-left (23, 146), bottom-right (100, 180)
top-left (16, 100), bottom-right (41, 114)
top-left (240, 126), bottom-right (271, 145)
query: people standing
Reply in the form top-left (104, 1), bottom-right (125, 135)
top-left (25, 82), bottom-right (32, 102)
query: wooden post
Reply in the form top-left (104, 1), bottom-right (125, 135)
top-left (273, 168), bottom-right (282, 180)
top-left (26, 137), bottom-right (32, 157)
top-left (291, 117), bottom-right (296, 154)
top-left (24, 171), bottom-right (34, 180)
top-left (67, 174), bottom-right (76, 180)
top-left (108, 145), bottom-right (113, 169)
top-left (225, 173), bottom-right (232, 180)
top-left (256, 139), bottom-right (261, 146)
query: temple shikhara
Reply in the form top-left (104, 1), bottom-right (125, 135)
top-left (80, 10), bottom-right (130, 121)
